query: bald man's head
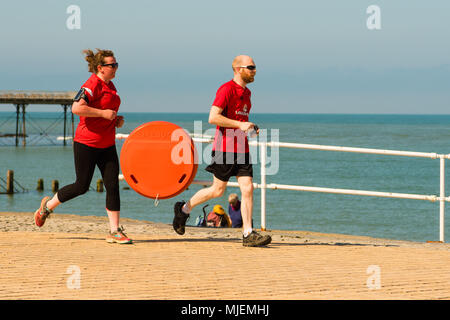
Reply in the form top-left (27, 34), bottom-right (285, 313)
top-left (232, 55), bottom-right (254, 72)
top-left (232, 55), bottom-right (256, 84)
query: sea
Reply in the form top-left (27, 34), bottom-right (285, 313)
top-left (1, 111), bottom-right (450, 243)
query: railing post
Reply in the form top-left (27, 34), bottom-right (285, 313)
top-left (260, 142), bottom-right (267, 231)
top-left (440, 156), bottom-right (445, 242)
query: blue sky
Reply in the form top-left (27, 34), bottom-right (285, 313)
top-left (1, 0), bottom-right (449, 113)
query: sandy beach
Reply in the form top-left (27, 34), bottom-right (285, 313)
top-left (1, 211), bottom-right (449, 300)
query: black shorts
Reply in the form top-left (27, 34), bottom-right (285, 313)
top-left (205, 151), bottom-right (253, 182)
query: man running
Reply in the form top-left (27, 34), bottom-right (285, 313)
top-left (172, 55), bottom-right (271, 247)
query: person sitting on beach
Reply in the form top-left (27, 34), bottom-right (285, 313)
top-left (227, 193), bottom-right (243, 228)
top-left (206, 205), bottom-right (232, 228)
top-left (33, 48), bottom-right (132, 244)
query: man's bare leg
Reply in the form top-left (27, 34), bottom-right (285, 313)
top-left (173, 176), bottom-right (227, 235)
top-left (183, 176), bottom-right (228, 213)
top-left (237, 175), bottom-right (271, 246)
top-left (237, 176), bottom-right (254, 236)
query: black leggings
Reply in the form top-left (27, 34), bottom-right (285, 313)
top-left (57, 141), bottom-right (120, 211)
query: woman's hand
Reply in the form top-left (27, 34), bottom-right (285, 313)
top-left (102, 109), bottom-right (117, 121)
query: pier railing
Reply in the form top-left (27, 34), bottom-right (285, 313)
top-left (116, 133), bottom-right (447, 243)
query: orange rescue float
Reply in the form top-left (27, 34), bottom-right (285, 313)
top-left (120, 121), bottom-right (198, 199)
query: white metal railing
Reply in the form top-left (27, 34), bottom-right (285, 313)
top-left (116, 133), bottom-right (447, 243)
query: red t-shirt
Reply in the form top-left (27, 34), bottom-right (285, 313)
top-left (73, 73), bottom-right (121, 148)
top-left (212, 80), bottom-right (251, 153)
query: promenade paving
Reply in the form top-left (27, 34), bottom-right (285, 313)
top-left (1, 213), bottom-right (449, 300)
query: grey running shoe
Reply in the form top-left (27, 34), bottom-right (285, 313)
top-left (243, 231), bottom-right (272, 247)
top-left (173, 201), bottom-right (189, 235)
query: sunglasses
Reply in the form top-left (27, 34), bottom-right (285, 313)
top-left (102, 62), bottom-right (119, 68)
top-left (240, 65), bottom-right (256, 71)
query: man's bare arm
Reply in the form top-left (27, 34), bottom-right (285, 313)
top-left (208, 106), bottom-right (254, 132)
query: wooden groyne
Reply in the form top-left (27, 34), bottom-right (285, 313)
top-left (1, 170), bottom-right (106, 195)
top-left (0, 170), bottom-right (27, 194)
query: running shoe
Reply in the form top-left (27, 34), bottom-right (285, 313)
top-left (243, 231), bottom-right (272, 247)
top-left (34, 196), bottom-right (53, 227)
top-left (173, 201), bottom-right (189, 235)
top-left (106, 226), bottom-right (133, 244)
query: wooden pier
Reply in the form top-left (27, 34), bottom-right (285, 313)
top-left (0, 91), bottom-right (77, 146)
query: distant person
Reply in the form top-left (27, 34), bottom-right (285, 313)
top-left (206, 205), bottom-right (232, 228)
top-left (172, 55), bottom-right (271, 247)
top-left (34, 48), bottom-right (132, 244)
top-left (228, 193), bottom-right (243, 228)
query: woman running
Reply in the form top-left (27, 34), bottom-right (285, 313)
top-left (34, 48), bottom-right (132, 244)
